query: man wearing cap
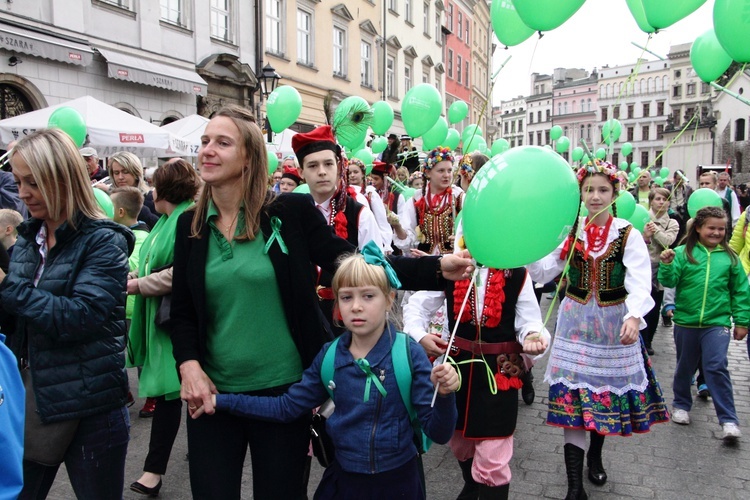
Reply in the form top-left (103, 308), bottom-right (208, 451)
top-left (278, 165), bottom-right (303, 193)
top-left (292, 125), bottom-right (384, 334)
top-left (80, 147), bottom-right (107, 182)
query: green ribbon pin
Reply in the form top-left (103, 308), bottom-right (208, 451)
top-left (356, 358), bottom-right (387, 402)
top-left (264, 216), bottom-right (288, 255)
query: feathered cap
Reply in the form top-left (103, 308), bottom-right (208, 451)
top-left (426, 146), bottom-right (454, 170)
top-left (576, 160), bottom-right (620, 188)
top-left (292, 125), bottom-right (340, 165)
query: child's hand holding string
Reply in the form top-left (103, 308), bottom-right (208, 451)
top-left (431, 363), bottom-right (459, 395)
top-left (660, 249), bottom-right (675, 264)
top-left (523, 332), bottom-right (548, 355)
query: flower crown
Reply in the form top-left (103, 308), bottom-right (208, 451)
top-left (426, 146), bottom-right (454, 170)
top-left (576, 160), bottom-right (619, 187)
top-left (458, 154), bottom-right (473, 179)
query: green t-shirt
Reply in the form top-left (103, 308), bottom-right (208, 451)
top-left (126, 228), bottom-right (149, 319)
top-left (203, 202), bottom-right (303, 392)
top-left (638, 190), bottom-right (650, 208)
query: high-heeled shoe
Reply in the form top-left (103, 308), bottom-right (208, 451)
top-left (130, 479), bottom-right (162, 497)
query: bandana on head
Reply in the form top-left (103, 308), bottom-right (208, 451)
top-left (426, 146), bottom-right (454, 170)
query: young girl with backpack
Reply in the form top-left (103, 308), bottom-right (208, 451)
top-left (194, 241), bottom-right (459, 499)
top-left (659, 206), bottom-right (750, 442)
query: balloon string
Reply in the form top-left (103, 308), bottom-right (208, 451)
top-left (710, 81), bottom-right (750, 107)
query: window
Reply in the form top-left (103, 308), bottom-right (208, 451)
top-left (465, 18), bottom-right (469, 43)
top-left (333, 27), bottom-right (346, 77)
top-left (387, 55), bottom-right (396, 97)
top-left (389, 0), bottom-right (397, 13)
top-left (701, 82), bottom-right (710, 94)
top-left (545, 130), bottom-right (550, 143)
top-left (537, 131), bottom-right (542, 145)
top-left (360, 41), bottom-right (372, 87)
top-left (674, 69), bottom-right (681, 79)
top-left (210, 0), bottom-right (232, 41)
top-left (529, 132), bottom-right (534, 145)
top-left (546, 110), bottom-right (550, 121)
top-left (657, 124), bottom-right (664, 139)
top-left (736, 119), bottom-right (746, 142)
top-left (404, 63), bottom-right (413, 92)
top-left (297, 8), bottom-right (313, 65)
top-left (641, 151), bottom-right (649, 166)
top-left (655, 151), bottom-right (663, 168)
top-left (101, 0), bottom-right (132, 8)
top-left (161, 0), bottom-right (185, 26)
top-left (686, 82), bottom-right (696, 95)
top-left (537, 111), bottom-right (542, 122)
top-left (435, 13), bottom-right (441, 40)
top-left (613, 106), bottom-right (620, 119)
top-left (457, 12), bottom-right (462, 40)
top-left (627, 104), bottom-right (634, 119)
top-left (580, 125), bottom-right (584, 139)
top-left (266, 0), bottom-right (284, 55)
top-left (673, 85), bottom-right (682, 98)
top-left (557, 103), bottom-right (561, 115)
top-left (504, 122), bottom-right (509, 134)
top-left (447, 50), bottom-right (453, 78)
top-left (465, 60), bottom-right (469, 87)
top-left (529, 112), bottom-right (533, 124)
top-left (627, 126), bottom-right (634, 141)
top-left (448, 4), bottom-right (453, 30)
top-left (518, 120), bottom-right (523, 132)
top-left (511, 121), bottom-right (515, 133)
top-left (405, 0), bottom-right (412, 23)
top-left (423, 2), bottom-right (429, 34)
top-left (657, 102), bottom-right (665, 116)
top-left (457, 55), bottom-right (462, 84)
top-left (422, 71), bottom-right (429, 83)
top-left (587, 124), bottom-right (591, 139)
top-left (642, 103), bottom-right (650, 117)
top-left (642, 125), bottom-right (649, 141)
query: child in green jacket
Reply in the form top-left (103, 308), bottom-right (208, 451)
top-left (659, 207), bottom-right (750, 443)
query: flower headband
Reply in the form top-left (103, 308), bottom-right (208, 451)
top-left (576, 160), bottom-right (619, 187)
top-left (426, 146), bottom-right (454, 170)
top-left (361, 240), bottom-right (402, 289)
top-left (458, 155), bottom-right (473, 179)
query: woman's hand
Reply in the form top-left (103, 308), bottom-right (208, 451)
top-left (431, 363), bottom-right (459, 395)
top-left (523, 333), bottom-right (548, 355)
top-left (419, 335), bottom-right (448, 357)
top-left (660, 249), bottom-right (675, 264)
top-left (126, 279), bottom-right (140, 295)
top-left (643, 222), bottom-right (656, 239)
top-left (440, 250), bottom-right (475, 281)
top-left (180, 360), bottom-right (218, 418)
top-left (620, 316), bottom-right (641, 345)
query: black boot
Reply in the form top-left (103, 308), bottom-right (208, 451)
top-left (564, 444), bottom-right (588, 500)
top-left (587, 432), bottom-right (607, 486)
top-left (478, 483), bottom-right (509, 500)
top-left (520, 369), bottom-right (535, 405)
top-left (456, 459), bottom-right (480, 500)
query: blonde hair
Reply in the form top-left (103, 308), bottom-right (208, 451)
top-left (191, 105), bottom-right (268, 241)
top-left (11, 128), bottom-right (105, 227)
top-left (107, 152), bottom-right (148, 192)
top-left (332, 253), bottom-right (392, 301)
top-left (0, 209), bottom-right (23, 234)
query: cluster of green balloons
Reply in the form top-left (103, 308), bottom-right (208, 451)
top-left (266, 86), bottom-right (302, 133)
top-left (48, 106), bottom-right (87, 147)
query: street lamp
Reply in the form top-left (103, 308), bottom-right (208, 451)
top-left (258, 63), bottom-right (281, 142)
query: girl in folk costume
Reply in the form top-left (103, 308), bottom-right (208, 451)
top-left (393, 147), bottom-right (463, 255)
top-left (346, 158), bottom-right (392, 249)
top-left (528, 161), bottom-right (669, 500)
top-left (404, 223), bottom-right (550, 500)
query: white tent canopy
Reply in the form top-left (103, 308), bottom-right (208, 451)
top-left (0, 96), bottom-right (192, 157)
top-left (160, 114), bottom-right (209, 155)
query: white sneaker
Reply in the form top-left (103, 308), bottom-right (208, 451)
top-left (672, 408), bottom-right (690, 425)
top-left (722, 423), bottom-right (741, 442)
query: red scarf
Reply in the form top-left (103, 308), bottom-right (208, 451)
top-left (415, 185), bottom-right (453, 226)
top-left (453, 269), bottom-right (506, 328)
top-left (330, 185), bottom-right (358, 240)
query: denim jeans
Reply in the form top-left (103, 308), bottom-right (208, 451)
top-left (19, 405), bottom-right (130, 500)
top-left (672, 325), bottom-right (738, 424)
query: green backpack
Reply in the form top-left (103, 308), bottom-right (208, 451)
top-left (320, 332), bottom-right (433, 454)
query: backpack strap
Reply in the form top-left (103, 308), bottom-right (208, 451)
top-left (320, 337), bottom-right (341, 401)
top-left (392, 332), bottom-right (433, 454)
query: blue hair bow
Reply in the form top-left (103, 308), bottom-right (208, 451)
top-left (361, 240), bottom-right (402, 290)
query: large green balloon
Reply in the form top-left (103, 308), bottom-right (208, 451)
top-left (402, 84), bottom-right (442, 138)
top-left (690, 29), bottom-right (733, 83)
top-left (444, 128), bottom-right (461, 150)
top-left (621, 142), bottom-right (633, 157)
top-left (267, 150), bottom-right (278, 175)
top-left (641, 0), bottom-right (707, 30)
top-left (490, 0), bottom-right (535, 47)
top-left (625, 0), bottom-right (656, 33)
top-left (371, 136), bottom-right (387, 154)
top-left (293, 183), bottom-right (310, 194)
top-left (550, 125), bottom-right (563, 141)
top-left (462, 146), bottom-right (579, 268)
top-left (448, 101), bottom-right (469, 125)
top-left (353, 149), bottom-right (374, 173)
top-left (513, 0), bottom-right (586, 32)
top-left (461, 124), bottom-right (483, 144)
top-left (555, 136), bottom-right (570, 154)
top-left (601, 119), bottom-right (622, 144)
top-left (266, 86), bottom-right (302, 133)
top-left (714, 0), bottom-right (750, 63)
top-left (422, 117), bottom-right (449, 150)
top-left (491, 138), bottom-right (510, 156)
top-left (596, 148), bottom-right (606, 160)
top-left (628, 204), bottom-right (650, 232)
top-left (687, 187), bottom-right (723, 217)
top-left (48, 107), bottom-right (87, 147)
top-left (93, 188), bottom-right (114, 218)
top-left (571, 147), bottom-right (584, 162)
top-left (371, 101), bottom-right (394, 135)
top-left (614, 190), bottom-right (637, 219)
top-left (464, 135), bottom-right (486, 155)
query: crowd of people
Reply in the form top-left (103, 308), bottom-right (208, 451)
top-left (0, 112), bottom-right (748, 500)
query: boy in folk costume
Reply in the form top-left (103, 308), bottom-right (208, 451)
top-left (292, 125), bottom-right (384, 334)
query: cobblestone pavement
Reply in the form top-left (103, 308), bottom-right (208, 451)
top-left (46, 297), bottom-right (750, 499)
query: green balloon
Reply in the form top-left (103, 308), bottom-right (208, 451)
top-left (491, 138), bottom-right (510, 156)
top-left (659, 167), bottom-right (670, 179)
top-left (628, 204), bottom-right (651, 232)
top-left (444, 128), bottom-right (460, 150)
top-left (653, 177), bottom-right (665, 187)
top-left (614, 190), bottom-right (637, 219)
top-left (601, 119), bottom-right (622, 144)
top-left (630, 161), bottom-right (640, 170)
top-left (461, 124), bottom-right (483, 144)
top-left (625, 0), bottom-right (656, 33)
top-left (267, 150), bottom-right (279, 175)
top-left (687, 187), bottom-right (723, 218)
top-left (266, 86), bottom-right (302, 133)
top-left (371, 101), bottom-right (394, 135)
top-left (572, 147), bottom-right (584, 162)
top-left (628, 172), bottom-right (636, 183)
top-left (555, 136), bottom-right (570, 154)
top-left (293, 183), bottom-right (310, 194)
top-left (550, 125), bottom-right (563, 141)
top-left (422, 117), bottom-right (449, 150)
top-left (48, 107), bottom-right (87, 147)
top-left (641, 0), bottom-right (707, 30)
top-left (633, 167), bottom-right (642, 177)
top-left (490, 0), bottom-right (535, 47)
top-left (402, 187), bottom-right (417, 200)
top-left (448, 101), bottom-right (469, 125)
top-left (462, 146), bottom-right (580, 268)
top-left (691, 29), bottom-right (733, 83)
top-left (621, 142), bottom-right (633, 157)
top-left (402, 84), bottom-right (442, 138)
top-left (619, 161), bottom-right (629, 171)
top-left (93, 187), bottom-right (114, 218)
top-left (353, 149), bottom-right (374, 173)
top-left (596, 148), bottom-right (606, 160)
top-left (334, 96), bottom-right (371, 150)
top-left (513, 0), bottom-right (586, 32)
top-left (371, 136), bottom-right (387, 154)
top-left (464, 135), bottom-right (484, 154)
top-left (714, 0), bottom-right (750, 63)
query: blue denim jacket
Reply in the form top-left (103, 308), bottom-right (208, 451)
top-left (216, 325), bottom-right (457, 474)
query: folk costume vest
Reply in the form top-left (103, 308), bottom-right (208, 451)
top-left (414, 188), bottom-right (463, 254)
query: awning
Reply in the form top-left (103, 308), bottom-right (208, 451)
top-left (0, 23), bottom-right (93, 66)
top-left (96, 48), bottom-right (207, 96)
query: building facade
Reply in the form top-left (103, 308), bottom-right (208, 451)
top-left (525, 72), bottom-right (553, 147)
top-left (493, 96), bottom-right (525, 148)
top-left (551, 68), bottom-right (597, 160)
